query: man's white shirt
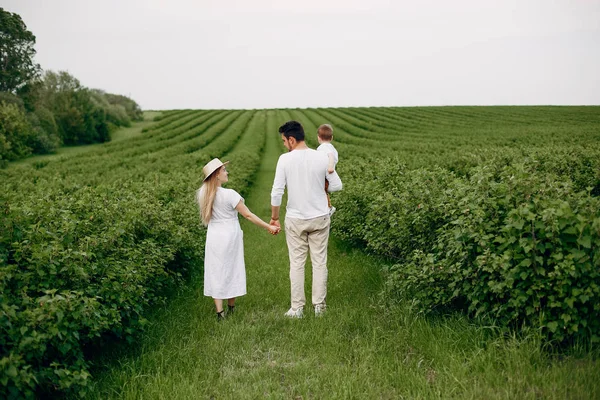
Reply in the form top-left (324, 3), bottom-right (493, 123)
top-left (271, 148), bottom-right (342, 220)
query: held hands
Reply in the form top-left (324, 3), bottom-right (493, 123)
top-left (327, 167), bottom-right (335, 174)
top-left (267, 224), bottom-right (281, 235)
top-left (268, 218), bottom-right (281, 235)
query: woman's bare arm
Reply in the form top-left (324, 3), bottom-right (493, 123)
top-left (236, 200), bottom-right (279, 234)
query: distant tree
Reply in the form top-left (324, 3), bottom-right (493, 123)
top-left (36, 71), bottom-right (114, 145)
top-left (0, 8), bottom-right (41, 92)
top-left (0, 7), bottom-right (145, 163)
top-left (16, 78), bottom-right (44, 112)
top-left (103, 92), bottom-right (143, 121)
top-left (26, 106), bottom-right (60, 154)
top-left (32, 106), bottom-right (58, 139)
top-left (0, 101), bottom-right (33, 164)
top-left (41, 69), bottom-right (83, 95)
top-left (91, 89), bottom-right (131, 128)
top-left (35, 71), bottom-right (84, 144)
top-left (0, 90), bottom-right (24, 108)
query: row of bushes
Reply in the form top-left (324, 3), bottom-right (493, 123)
top-left (296, 105), bottom-right (600, 343)
top-left (0, 110), bottom-right (268, 397)
top-left (333, 151), bottom-right (600, 344)
top-left (0, 71), bottom-right (142, 167)
top-left (1, 182), bottom-right (201, 396)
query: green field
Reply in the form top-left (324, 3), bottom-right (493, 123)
top-left (1, 107), bottom-right (599, 398)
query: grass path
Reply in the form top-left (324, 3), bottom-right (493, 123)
top-left (86, 126), bottom-right (599, 399)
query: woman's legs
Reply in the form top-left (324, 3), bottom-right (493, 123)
top-left (213, 298), bottom-right (235, 312)
top-left (213, 298), bottom-right (236, 319)
top-left (227, 298), bottom-right (236, 314)
top-left (213, 299), bottom-right (223, 313)
top-left (213, 299), bottom-right (225, 321)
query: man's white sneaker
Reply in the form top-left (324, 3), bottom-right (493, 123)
top-left (328, 206), bottom-right (336, 217)
top-left (284, 307), bottom-right (303, 318)
top-left (314, 304), bottom-right (326, 316)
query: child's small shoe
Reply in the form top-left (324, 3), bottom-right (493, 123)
top-left (227, 305), bottom-right (235, 315)
top-left (216, 310), bottom-right (225, 321)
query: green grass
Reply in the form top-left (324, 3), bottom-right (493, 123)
top-left (110, 111), bottom-right (162, 142)
top-left (83, 119), bottom-right (599, 399)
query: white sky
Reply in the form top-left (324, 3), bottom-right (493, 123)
top-left (4, 0), bottom-right (600, 110)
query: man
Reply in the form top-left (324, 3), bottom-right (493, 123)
top-left (270, 120), bottom-right (343, 318)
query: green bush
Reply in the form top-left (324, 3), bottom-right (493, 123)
top-left (333, 157), bottom-right (459, 259)
top-left (103, 92), bottom-right (143, 122)
top-left (0, 181), bottom-right (202, 397)
top-left (0, 92), bottom-right (24, 109)
top-left (0, 101), bottom-right (33, 163)
top-left (390, 164), bottom-right (600, 342)
top-left (531, 147), bottom-right (600, 195)
top-left (26, 110), bottom-right (60, 154)
top-left (91, 89), bottom-right (131, 128)
top-left (29, 71), bottom-right (140, 147)
top-left (335, 158), bottom-right (600, 343)
top-left (0, 108), bottom-right (266, 397)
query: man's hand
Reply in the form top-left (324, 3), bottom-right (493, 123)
top-left (270, 206), bottom-right (281, 231)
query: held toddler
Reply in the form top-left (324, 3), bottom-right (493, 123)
top-left (316, 124), bottom-right (339, 216)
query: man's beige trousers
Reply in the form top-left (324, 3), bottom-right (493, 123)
top-left (284, 215), bottom-right (330, 310)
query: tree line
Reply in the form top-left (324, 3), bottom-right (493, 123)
top-left (0, 7), bottom-right (143, 167)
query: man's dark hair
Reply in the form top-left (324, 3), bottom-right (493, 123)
top-left (279, 120), bottom-right (305, 142)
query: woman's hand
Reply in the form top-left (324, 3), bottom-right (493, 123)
top-left (267, 224), bottom-right (280, 235)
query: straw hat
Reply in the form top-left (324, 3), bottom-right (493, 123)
top-left (202, 158), bottom-right (229, 181)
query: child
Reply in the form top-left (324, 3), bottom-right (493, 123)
top-left (316, 124), bottom-right (339, 216)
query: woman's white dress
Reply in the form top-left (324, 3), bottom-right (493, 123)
top-left (202, 187), bottom-right (246, 299)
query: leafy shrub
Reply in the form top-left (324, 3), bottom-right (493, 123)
top-left (91, 89), bottom-right (131, 128)
top-left (335, 158), bottom-right (600, 343)
top-left (334, 157), bottom-right (459, 258)
top-left (0, 101), bottom-right (33, 163)
top-left (530, 147), bottom-right (600, 195)
top-left (33, 106), bottom-right (59, 138)
top-left (0, 181), bottom-right (203, 397)
top-left (27, 71), bottom-right (140, 147)
top-left (0, 108), bottom-right (266, 397)
top-left (103, 92), bottom-right (143, 122)
top-left (26, 110), bottom-right (60, 154)
top-left (0, 92), bottom-right (24, 109)
top-left (26, 124), bottom-right (60, 154)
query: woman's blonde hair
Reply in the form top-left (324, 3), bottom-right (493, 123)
top-left (196, 167), bottom-right (221, 226)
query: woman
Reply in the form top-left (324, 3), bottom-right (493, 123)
top-left (196, 158), bottom-right (279, 320)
